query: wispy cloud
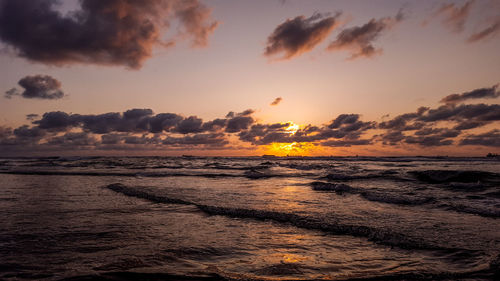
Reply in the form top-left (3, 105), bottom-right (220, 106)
top-left (433, 1), bottom-right (474, 33)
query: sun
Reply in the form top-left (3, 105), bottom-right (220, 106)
top-left (259, 122), bottom-right (317, 156)
top-left (285, 122), bottom-right (299, 134)
top-left (264, 141), bottom-right (316, 156)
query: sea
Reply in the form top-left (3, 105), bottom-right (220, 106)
top-left (0, 156), bottom-right (499, 281)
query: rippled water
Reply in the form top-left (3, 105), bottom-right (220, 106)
top-left (1, 156), bottom-right (499, 280)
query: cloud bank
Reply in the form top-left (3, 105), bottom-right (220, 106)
top-left (0, 81), bottom-right (498, 154)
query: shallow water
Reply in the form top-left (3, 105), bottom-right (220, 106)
top-left (0, 156), bottom-right (499, 280)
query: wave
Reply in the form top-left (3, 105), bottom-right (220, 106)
top-left (443, 203), bottom-right (500, 218)
top-left (311, 181), bottom-right (353, 192)
top-left (103, 183), bottom-right (481, 253)
top-left (409, 170), bottom-right (500, 185)
top-left (311, 181), bottom-right (500, 218)
top-left (0, 169), bottom-right (316, 179)
top-left (57, 271), bottom-right (226, 281)
top-left (310, 181), bottom-right (434, 206)
top-left (324, 170), bottom-right (410, 182)
top-left (54, 268), bottom-right (500, 281)
top-left (278, 162), bottom-right (334, 171)
top-left (359, 191), bottom-right (434, 206)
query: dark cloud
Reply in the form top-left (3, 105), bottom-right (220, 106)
top-left (376, 84), bottom-right (500, 148)
top-left (403, 127), bottom-right (459, 147)
top-left (379, 130), bottom-right (405, 145)
top-left (201, 118), bottom-right (227, 132)
top-left (378, 107), bottom-right (428, 131)
top-left (123, 109), bottom-right (154, 119)
top-left (148, 113), bottom-right (184, 133)
top-left (13, 125), bottom-right (45, 138)
top-left (47, 132), bottom-right (97, 147)
top-left (327, 10), bottom-right (403, 59)
top-left (4, 88), bottom-right (17, 99)
top-left (320, 139), bottom-right (371, 147)
top-left (163, 133), bottom-right (228, 147)
top-left (459, 130), bottom-right (500, 147)
top-left (25, 108), bottom-right (255, 149)
top-left (418, 103), bottom-right (500, 123)
top-left (328, 114), bottom-right (361, 129)
top-left (0, 0), bottom-right (218, 69)
top-left (26, 114), bottom-right (39, 121)
top-left (4, 75), bottom-right (64, 100)
top-left (264, 12), bottom-right (341, 60)
top-left (270, 97), bottom-right (283, 106)
top-left (101, 133), bottom-right (126, 145)
top-left (377, 85), bottom-right (500, 147)
top-left (0, 126), bottom-right (12, 139)
top-left (173, 116), bottom-right (203, 134)
top-left (225, 116), bottom-right (254, 133)
top-left (440, 84), bottom-right (499, 104)
top-left (1, 84), bottom-right (499, 153)
top-left (433, 1), bottom-right (474, 33)
top-left (225, 110), bottom-right (256, 133)
top-left (35, 111), bottom-right (79, 131)
top-left (468, 18), bottom-right (500, 42)
top-left (238, 123), bottom-right (291, 144)
top-left (238, 114), bottom-right (374, 146)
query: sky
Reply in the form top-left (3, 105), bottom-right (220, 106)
top-left (0, 0), bottom-right (499, 156)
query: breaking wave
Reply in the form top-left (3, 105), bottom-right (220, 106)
top-left (409, 170), bottom-right (500, 185)
top-left (103, 183), bottom-right (483, 253)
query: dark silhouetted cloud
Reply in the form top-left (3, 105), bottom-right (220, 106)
top-left (226, 116), bottom-right (254, 133)
top-left (1, 83), bottom-right (499, 153)
top-left (4, 75), bottom-right (65, 100)
top-left (264, 12), bottom-right (341, 60)
top-left (13, 125), bottom-right (45, 138)
top-left (238, 113), bottom-right (374, 146)
top-left (270, 97), bottom-right (283, 106)
top-left (434, 1), bottom-right (474, 33)
top-left (26, 114), bottom-right (39, 121)
top-left (4, 88), bottom-right (17, 99)
top-left (35, 111), bottom-right (78, 131)
top-left (327, 10), bottom-right (403, 59)
top-left (173, 116), bottom-right (203, 134)
top-left (320, 139), bottom-right (372, 147)
top-left (163, 133), bottom-right (228, 147)
top-left (440, 84), bottom-right (499, 104)
top-left (0, 0), bottom-right (218, 69)
top-left (47, 132), bottom-right (97, 147)
top-left (459, 130), bottom-right (500, 147)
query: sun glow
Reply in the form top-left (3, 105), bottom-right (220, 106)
top-left (265, 141), bottom-right (316, 156)
top-left (285, 122), bottom-right (299, 134)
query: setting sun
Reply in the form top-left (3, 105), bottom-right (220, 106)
top-left (264, 141), bottom-right (316, 156)
top-left (285, 122), bottom-right (300, 134)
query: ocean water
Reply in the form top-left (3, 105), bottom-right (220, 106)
top-left (0, 156), bottom-right (499, 281)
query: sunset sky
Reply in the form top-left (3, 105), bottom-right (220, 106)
top-left (0, 0), bottom-right (499, 156)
